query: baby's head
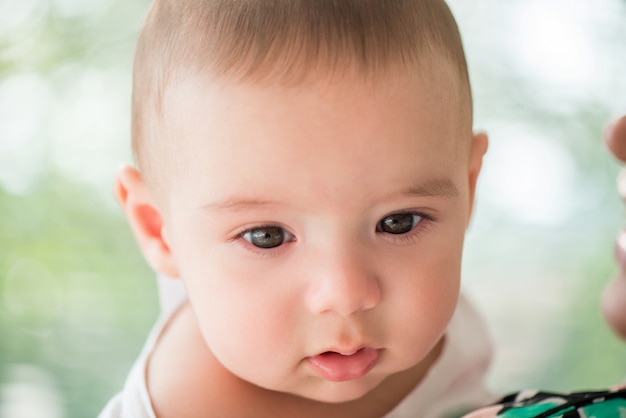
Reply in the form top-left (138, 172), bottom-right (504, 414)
top-left (117, 0), bottom-right (487, 405)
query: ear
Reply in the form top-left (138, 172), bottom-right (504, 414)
top-left (466, 131), bottom-right (488, 226)
top-left (114, 165), bottom-right (179, 278)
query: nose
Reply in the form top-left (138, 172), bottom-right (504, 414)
top-left (305, 248), bottom-right (382, 317)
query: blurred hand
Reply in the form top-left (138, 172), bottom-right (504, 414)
top-left (602, 115), bottom-right (626, 339)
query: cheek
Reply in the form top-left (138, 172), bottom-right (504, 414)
top-left (392, 261), bottom-right (460, 333)
top-left (181, 251), bottom-right (304, 379)
top-left (186, 267), bottom-right (290, 341)
top-left (415, 225), bottom-right (464, 317)
top-left (187, 284), bottom-right (292, 382)
top-left (384, 223), bottom-right (464, 347)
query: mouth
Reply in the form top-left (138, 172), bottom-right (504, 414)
top-left (307, 347), bottom-right (380, 382)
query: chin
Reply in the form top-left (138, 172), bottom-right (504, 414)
top-left (299, 378), bottom-right (382, 404)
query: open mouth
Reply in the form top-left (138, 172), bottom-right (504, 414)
top-left (308, 347), bottom-right (380, 382)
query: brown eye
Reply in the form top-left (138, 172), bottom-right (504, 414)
top-left (243, 226), bottom-right (287, 248)
top-left (378, 213), bottom-right (420, 235)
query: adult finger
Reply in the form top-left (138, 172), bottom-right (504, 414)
top-left (603, 230), bottom-right (626, 339)
top-left (605, 116), bottom-right (626, 162)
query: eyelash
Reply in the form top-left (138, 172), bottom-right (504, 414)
top-left (231, 211), bottom-right (436, 257)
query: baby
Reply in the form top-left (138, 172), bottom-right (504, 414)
top-left (99, 0), bottom-right (537, 416)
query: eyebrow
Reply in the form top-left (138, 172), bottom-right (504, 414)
top-left (199, 178), bottom-right (459, 214)
top-left (399, 178), bottom-right (459, 199)
top-left (200, 198), bottom-right (279, 213)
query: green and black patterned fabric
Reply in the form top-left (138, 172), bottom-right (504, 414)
top-left (491, 388), bottom-right (626, 417)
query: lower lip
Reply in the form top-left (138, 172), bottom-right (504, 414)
top-left (307, 348), bottom-right (380, 382)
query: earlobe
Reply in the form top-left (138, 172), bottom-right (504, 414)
top-left (115, 165), bottom-right (179, 278)
top-left (466, 131), bottom-right (488, 225)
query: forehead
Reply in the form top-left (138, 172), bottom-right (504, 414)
top-left (162, 63), bottom-right (470, 209)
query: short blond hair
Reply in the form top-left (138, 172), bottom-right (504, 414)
top-left (132, 0), bottom-right (471, 188)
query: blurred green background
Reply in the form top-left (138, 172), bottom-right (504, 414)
top-left (0, 0), bottom-right (625, 416)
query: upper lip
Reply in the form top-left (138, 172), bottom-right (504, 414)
top-left (315, 345), bottom-right (376, 356)
top-left (325, 348), bottom-right (362, 356)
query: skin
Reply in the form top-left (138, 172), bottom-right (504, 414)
top-left (603, 115), bottom-right (626, 340)
top-left (115, 62), bottom-right (488, 417)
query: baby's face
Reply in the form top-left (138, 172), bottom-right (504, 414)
top-left (158, 65), bottom-right (481, 403)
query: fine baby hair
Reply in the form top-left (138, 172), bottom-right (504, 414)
top-left (130, 0), bottom-right (473, 190)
